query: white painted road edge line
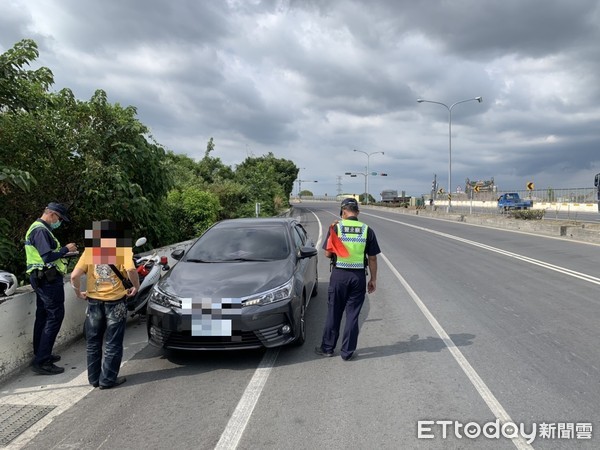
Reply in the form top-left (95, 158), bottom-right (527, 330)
top-left (380, 252), bottom-right (534, 450)
top-left (214, 348), bottom-right (280, 450)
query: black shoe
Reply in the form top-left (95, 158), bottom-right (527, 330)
top-left (314, 346), bottom-right (333, 357)
top-left (91, 381), bottom-right (99, 388)
top-left (99, 376), bottom-right (127, 390)
top-left (31, 354), bottom-right (61, 365)
top-left (32, 362), bottom-right (65, 375)
top-left (341, 353), bottom-right (355, 361)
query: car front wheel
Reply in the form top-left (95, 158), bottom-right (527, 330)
top-left (291, 298), bottom-right (306, 346)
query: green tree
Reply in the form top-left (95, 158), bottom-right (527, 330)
top-left (197, 137), bottom-right (234, 184)
top-left (165, 139), bottom-right (247, 221)
top-left (0, 168), bottom-right (37, 267)
top-left (234, 153), bottom-right (298, 216)
top-left (166, 187), bottom-right (220, 241)
top-left (0, 39), bottom-right (53, 112)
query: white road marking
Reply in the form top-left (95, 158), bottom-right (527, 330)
top-left (380, 253), bottom-right (534, 450)
top-left (214, 348), bottom-right (280, 450)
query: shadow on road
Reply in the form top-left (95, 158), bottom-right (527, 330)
top-left (355, 333), bottom-right (476, 361)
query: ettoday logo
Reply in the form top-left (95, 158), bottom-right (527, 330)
top-left (417, 420), bottom-right (593, 444)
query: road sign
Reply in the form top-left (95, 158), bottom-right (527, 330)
top-left (437, 188), bottom-right (444, 194)
top-left (474, 185), bottom-right (480, 192)
top-left (527, 181), bottom-right (535, 190)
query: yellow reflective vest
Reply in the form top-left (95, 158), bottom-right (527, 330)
top-left (25, 221), bottom-right (67, 274)
top-left (335, 219), bottom-right (368, 269)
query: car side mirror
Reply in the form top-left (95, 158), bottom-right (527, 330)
top-left (171, 249), bottom-right (185, 261)
top-left (299, 247), bottom-right (318, 259)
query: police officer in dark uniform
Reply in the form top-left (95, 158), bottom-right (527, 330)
top-left (25, 202), bottom-right (77, 375)
top-left (315, 198), bottom-right (380, 361)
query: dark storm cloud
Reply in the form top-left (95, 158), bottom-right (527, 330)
top-left (45, 1), bottom-right (231, 52)
top-left (2, 0), bottom-right (600, 195)
top-left (362, 0), bottom-right (600, 58)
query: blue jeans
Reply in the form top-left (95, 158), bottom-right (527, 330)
top-left (31, 276), bottom-right (65, 366)
top-left (85, 298), bottom-right (128, 386)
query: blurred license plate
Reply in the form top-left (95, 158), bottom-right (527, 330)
top-left (181, 297), bottom-right (242, 337)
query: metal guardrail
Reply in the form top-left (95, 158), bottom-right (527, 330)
top-left (294, 187), bottom-right (598, 205)
top-left (455, 188), bottom-right (597, 204)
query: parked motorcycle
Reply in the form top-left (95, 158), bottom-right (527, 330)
top-left (129, 240), bottom-right (170, 317)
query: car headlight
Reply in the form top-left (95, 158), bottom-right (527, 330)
top-left (242, 278), bottom-right (293, 307)
top-left (149, 286), bottom-right (181, 309)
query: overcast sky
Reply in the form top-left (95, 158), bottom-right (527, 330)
top-left (2, 0), bottom-right (600, 198)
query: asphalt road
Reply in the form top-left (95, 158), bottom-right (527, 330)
top-left (2, 202), bottom-right (599, 449)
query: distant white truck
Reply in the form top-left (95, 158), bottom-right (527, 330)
top-left (380, 189), bottom-right (398, 203)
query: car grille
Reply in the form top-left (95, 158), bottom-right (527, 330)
top-left (150, 322), bottom-right (291, 349)
top-left (151, 326), bottom-right (262, 349)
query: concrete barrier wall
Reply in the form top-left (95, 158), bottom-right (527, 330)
top-left (0, 239), bottom-right (195, 384)
top-left (429, 199), bottom-right (598, 213)
top-left (0, 281), bottom-right (86, 382)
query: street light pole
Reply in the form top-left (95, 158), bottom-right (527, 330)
top-left (353, 149), bottom-right (384, 205)
top-left (298, 179), bottom-right (317, 200)
top-left (417, 96), bottom-right (482, 212)
top-left (297, 167), bottom-right (306, 197)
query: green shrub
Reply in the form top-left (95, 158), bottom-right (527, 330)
top-left (509, 209), bottom-right (545, 220)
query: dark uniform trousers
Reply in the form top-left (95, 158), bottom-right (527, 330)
top-left (31, 275), bottom-right (65, 365)
top-left (321, 267), bottom-right (367, 358)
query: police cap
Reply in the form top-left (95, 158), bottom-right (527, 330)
top-left (47, 202), bottom-right (70, 222)
top-left (340, 197), bottom-right (359, 216)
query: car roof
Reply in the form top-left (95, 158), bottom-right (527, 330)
top-left (212, 217), bottom-right (296, 229)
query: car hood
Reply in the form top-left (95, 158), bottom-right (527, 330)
top-left (157, 259), bottom-right (294, 299)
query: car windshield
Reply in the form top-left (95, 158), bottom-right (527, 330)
top-left (185, 225), bottom-right (290, 262)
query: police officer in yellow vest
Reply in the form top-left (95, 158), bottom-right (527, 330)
top-left (315, 198), bottom-right (380, 361)
top-left (25, 202), bottom-right (77, 375)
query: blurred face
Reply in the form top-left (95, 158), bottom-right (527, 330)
top-left (83, 221), bottom-right (133, 265)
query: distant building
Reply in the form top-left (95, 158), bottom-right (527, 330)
top-left (380, 190), bottom-right (398, 202)
top-left (465, 178), bottom-right (496, 194)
